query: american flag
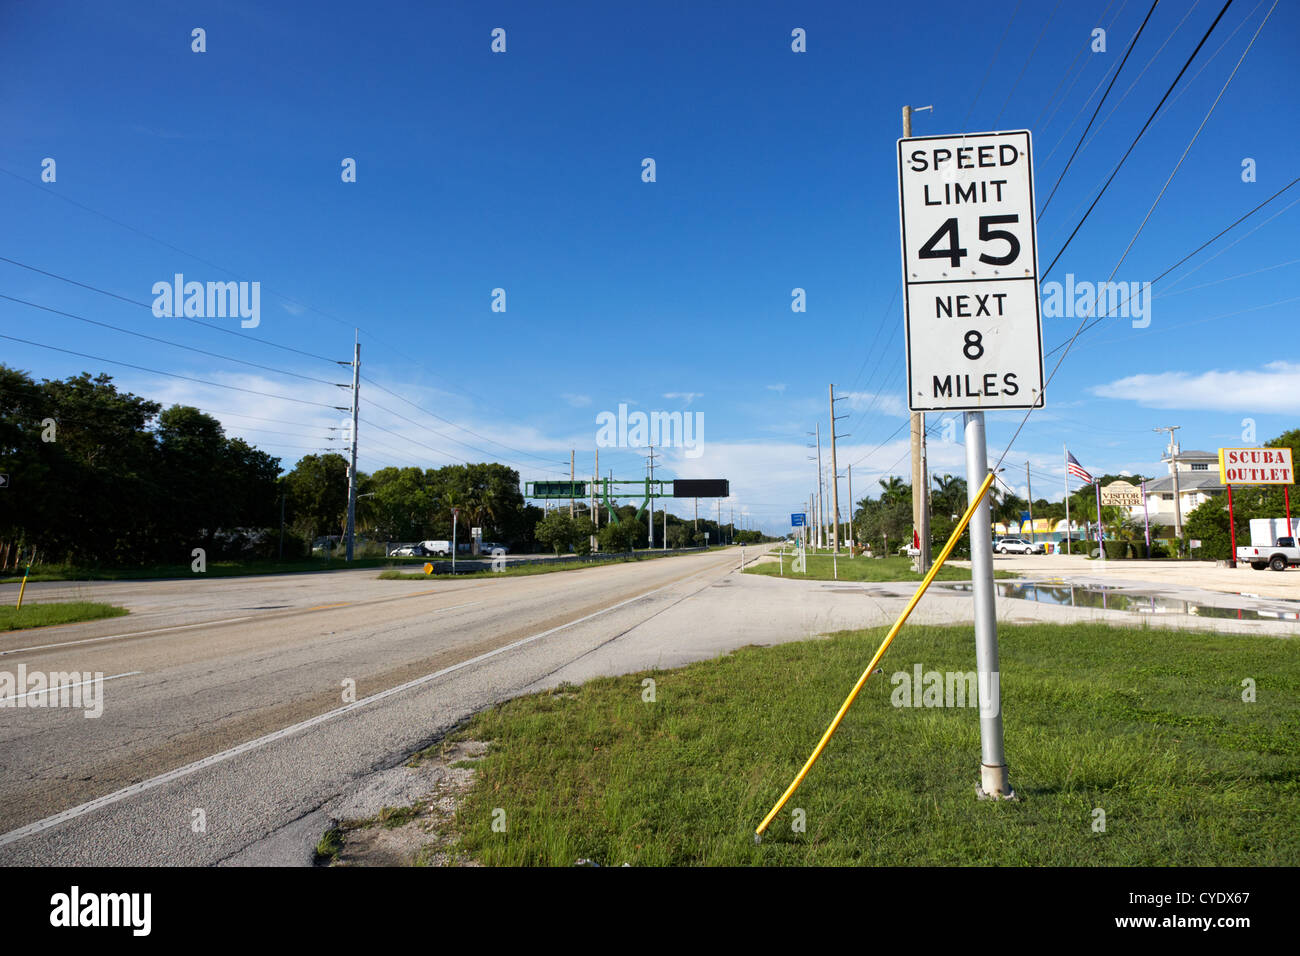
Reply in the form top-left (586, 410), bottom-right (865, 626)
top-left (1066, 451), bottom-right (1093, 484)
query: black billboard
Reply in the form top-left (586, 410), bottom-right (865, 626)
top-left (672, 479), bottom-right (729, 498)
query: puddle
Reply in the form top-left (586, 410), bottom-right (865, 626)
top-left (940, 581), bottom-right (1300, 622)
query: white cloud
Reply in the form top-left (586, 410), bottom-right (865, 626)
top-left (1090, 362), bottom-right (1300, 413)
top-left (561, 392), bottom-right (592, 407)
top-left (765, 383), bottom-right (787, 393)
top-left (663, 392), bottom-right (702, 406)
top-left (838, 390), bottom-right (908, 417)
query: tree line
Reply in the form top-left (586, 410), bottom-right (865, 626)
top-left (0, 366), bottom-right (761, 568)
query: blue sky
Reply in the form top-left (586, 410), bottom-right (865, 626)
top-left (2, 0), bottom-right (1297, 531)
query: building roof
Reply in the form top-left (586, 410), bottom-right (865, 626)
top-left (1143, 472), bottom-right (1226, 494)
top-left (1161, 448), bottom-right (1218, 461)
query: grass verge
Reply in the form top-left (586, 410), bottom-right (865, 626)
top-left (745, 553), bottom-right (1015, 582)
top-left (443, 622), bottom-right (1298, 866)
top-left (0, 602), bottom-right (129, 631)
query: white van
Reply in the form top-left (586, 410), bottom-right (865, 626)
top-left (421, 540), bottom-right (452, 557)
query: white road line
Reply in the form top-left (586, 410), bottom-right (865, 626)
top-left (0, 671), bottom-right (142, 704)
top-left (0, 597), bottom-right (483, 657)
top-left (0, 617), bottom-right (256, 656)
top-left (0, 568), bottom-right (719, 848)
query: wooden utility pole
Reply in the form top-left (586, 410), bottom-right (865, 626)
top-left (1026, 461), bottom-right (1034, 547)
top-left (829, 383), bottom-right (843, 555)
top-left (570, 450), bottom-right (575, 517)
top-left (903, 104), bottom-right (931, 574)
top-left (847, 465), bottom-right (855, 558)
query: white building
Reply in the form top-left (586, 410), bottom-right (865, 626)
top-left (1131, 447), bottom-right (1224, 531)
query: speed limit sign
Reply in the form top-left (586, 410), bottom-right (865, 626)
top-left (897, 130), bottom-right (1044, 411)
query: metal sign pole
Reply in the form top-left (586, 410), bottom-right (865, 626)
top-left (965, 411), bottom-right (1011, 799)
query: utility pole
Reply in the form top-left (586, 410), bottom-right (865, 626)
top-left (570, 450), bottom-right (575, 517)
top-left (903, 104), bottom-right (933, 575)
top-left (694, 498), bottom-right (698, 533)
top-left (847, 465), bottom-right (855, 558)
top-left (830, 383), bottom-right (850, 555)
top-left (813, 424), bottom-right (824, 549)
top-left (278, 479), bottom-right (286, 560)
top-left (591, 448), bottom-right (599, 552)
top-left (342, 332), bottom-right (360, 562)
top-left (1025, 462), bottom-right (1034, 548)
top-left (1154, 426), bottom-right (1184, 540)
top-left (646, 444), bottom-right (659, 548)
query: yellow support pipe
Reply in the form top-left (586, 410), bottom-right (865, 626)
top-left (754, 470), bottom-right (996, 839)
top-left (16, 563), bottom-right (30, 610)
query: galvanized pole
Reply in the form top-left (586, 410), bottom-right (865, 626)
top-left (1063, 444), bottom-right (1072, 554)
top-left (965, 411), bottom-right (1012, 799)
top-left (829, 384), bottom-right (841, 554)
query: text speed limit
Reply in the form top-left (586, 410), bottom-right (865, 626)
top-left (897, 130), bottom-right (1045, 411)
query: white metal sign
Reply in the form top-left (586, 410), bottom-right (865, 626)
top-left (897, 130), bottom-right (1045, 411)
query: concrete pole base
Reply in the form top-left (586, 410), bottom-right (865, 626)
top-left (976, 764), bottom-right (1016, 801)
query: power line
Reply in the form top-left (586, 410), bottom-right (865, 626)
top-left (1031, 0), bottom-right (1118, 133)
top-left (963, 0), bottom-right (1023, 127)
top-left (0, 293), bottom-right (341, 386)
top-left (1045, 175), bottom-right (1299, 357)
top-left (993, 0), bottom-right (1064, 126)
top-left (0, 255), bottom-right (344, 366)
top-left (996, 0), bottom-right (1263, 474)
top-left (360, 375), bottom-right (569, 469)
top-left (1038, 0), bottom-right (1160, 219)
top-left (1040, 0), bottom-right (1235, 284)
top-left (0, 333), bottom-right (348, 410)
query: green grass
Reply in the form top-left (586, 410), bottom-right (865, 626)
top-left (314, 827), bottom-right (344, 864)
top-left (745, 553), bottom-right (1015, 582)
top-left (378, 547), bottom-right (730, 580)
top-left (0, 602), bottom-right (129, 631)
top-left (2, 556), bottom-right (414, 584)
top-left (442, 622), bottom-right (1299, 866)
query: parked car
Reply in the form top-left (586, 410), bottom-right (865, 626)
top-left (994, 537), bottom-right (1043, 555)
top-left (479, 541), bottom-right (508, 554)
top-left (388, 544), bottom-right (429, 557)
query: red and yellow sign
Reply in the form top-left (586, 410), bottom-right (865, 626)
top-left (1218, 447), bottom-right (1294, 485)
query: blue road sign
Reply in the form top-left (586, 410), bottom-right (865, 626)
top-left (791, 513), bottom-right (806, 527)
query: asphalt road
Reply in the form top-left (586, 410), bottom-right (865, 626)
top-left (0, 547), bottom-right (761, 864)
top-left (2, 544), bottom-right (1294, 865)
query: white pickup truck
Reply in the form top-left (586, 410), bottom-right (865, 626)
top-left (1236, 518), bottom-right (1300, 570)
top-left (1237, 536), bottom-right (1299, 571)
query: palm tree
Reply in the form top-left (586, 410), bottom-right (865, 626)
top-left (932, 474), bottom-right (967, 517)
top-left (878, 476), bottom-right (909, 507)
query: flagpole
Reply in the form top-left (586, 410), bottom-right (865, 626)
top-left (1095, 481), bottom-right (1106, 561)
top-left (1063, 444), bottom-right (1071, 556)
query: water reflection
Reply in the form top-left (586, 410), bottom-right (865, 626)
top-left (942, 581), bottom-right (1300, 622)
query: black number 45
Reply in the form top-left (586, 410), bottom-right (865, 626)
top-left (918, 215), bottom-right (1020, 267)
